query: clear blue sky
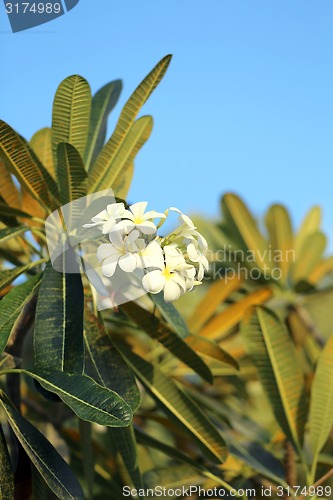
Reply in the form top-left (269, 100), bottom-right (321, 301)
top-left (1, 1), bottom-right (333, 245)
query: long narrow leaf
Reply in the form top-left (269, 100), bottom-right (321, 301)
top-left (52, 75), bottom-right (91, 162)
top-left (0, 263), bottom-right (39, 293)
top-left (33, 261), bottom-right (84, 375)
top-left (200, 287), bottom-right (272, 340)
top-left (22, 370), bottom-right (133, 427)
top-left (122, 301), bottom-right (213, 383)
top-left (0, 422), bottom-right (14, 500)
top-left (222, 193), bottom-right (271, 273)
top-left (150, 291), bottom-right (189, 339)
top-left (88, 55), bottom-right (171, 193)
top-left (85, 80), bottom-right (122, 170)
top-left (0, 156), bottom-right (21, 209)
top-left (30, 128), bottom-right (55, 178)
top-left (0, 121), bottom-right (50, 208)
top-left (242, 306), bottom-right (307, 450)
top-left (309, 336), bottom-right (333, 468)
top-left (56, 142), bottom-right (87, 206)
top-left (0, 391), bottom-right (83, 499)
top-left (84, 312), bottom-right (140, 411)
top-left (114, 341), bottom-right (228, 464)
top-left (89, 116), bottom-right (152, 194)
top-left (187, 274), bottom-right (244, 332)
top-left (0, 273), bottom-right (42, 354)
top-left (265, 204), bottom-right (293, 283)
top-left (0, 225), bottom-right (29, 245)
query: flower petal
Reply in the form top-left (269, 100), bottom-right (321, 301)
top-left (129, 201), bottom-right (148, 218)
top-left (164, 280), bottom-right (182, 302)
top-left (118, 253), bottom-right (137, 273)
top-left (101, 257), bottom-right (118, 277)
top-left (137, 221), bottom-right (157, 235)
top-left (142, 270), bottom-right (165, 294)
top-left (97, 243), bottom-right (117, 261)
top-left (102, 217), bottom-right (117, 234)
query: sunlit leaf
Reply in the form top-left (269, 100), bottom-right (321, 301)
top-left (56, 142), bottom-right (87, 205)
top-left (0, 121), bottom-right (50, 209)
top-left (88, 55), bottom-right (171, 193)
top-left (200, 287), bottom-right (272, 340)
top-left (52, 75), bottom-right (91, 162)
top-left (265, 204), bottom-right (293, 283)
top-left (309, 336), bottom-right (333, 471)
top-left (30, 127), bottom-right (55, 178)
top-left (187, 274), bottom-right (244, 333)
top-left (242, 306), bottom-right (307, 451)
top-left (85, 80), bottom-right (122, 170)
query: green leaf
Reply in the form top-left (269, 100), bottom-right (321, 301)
top-left (108, 425), bottom-right (142, 489)
top-left (88, 116), bottom-right (152, 194)
top-left (221, 193), bottom-right (271, 273)
top-left (0, 202), bottom-right (33, 221)
top-left (88, 54), bottom-right (171, 193)
top-left (84, 312), bottom-right (140, 411)
top-left (52, 75), bottom-right (91, 163)
top-left (309, 336), bottom-right (333, 470)
top-left (186, 334), bottom-right (239, 370)
top-left (0, 391), bottom-right (84, 499)
top-left (32, 466), bottom-right (49, 500)
top-left (242, 306), bottom-right (307, 451)
top-left (0, 121), bottom-right (50, 208)
top-left (111, 161), bottom-right (133, 200)
top-left (114, 341), bottom-right (228, 464)
top-left (135, 426), bottom-right (202, 471)
top-left (23, 369), bottom-right (132, 427)
top-left (0, 422), bottom-right (14, 500)
top-left (85, 80), bottom-right (122, 170)
top-left (78, 420), bottom-right (94, 500)
top-left (0, 274), bottom-right (42, 354)
top-left (292, 230), bottom-right (326, 283)
top-left (56, 142), bottom-right (87, 206)
top-left (265, 204), bottom-right (293, 283)
top-left (30, 127), bottom-right (55, 179)
top-left (0, 155), bottom-right (21, 209)
top-left (121, 301), bottom-right (213, 384)
top-left (294, 206), bottom-right (321, 257)
top-left (33, 261), bottom-right (84, 375)
top-left (150, 291), bottom-right (189, 339)
top-left (0, 264), bottom-right (38, 293)
top-left (0, 225), bottom-right (29, 245)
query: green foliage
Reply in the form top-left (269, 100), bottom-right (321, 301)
top-left (1, 56), bottom-right (333, 500)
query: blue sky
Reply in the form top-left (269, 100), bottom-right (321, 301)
top-left (1, 1), bottom-right (333, 245)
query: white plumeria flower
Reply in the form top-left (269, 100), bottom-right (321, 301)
top-left (97, 229), bottom-right (140, 277)
top-left (142, 245), bottom-right (189, 302)
top-left (179, 265), bottom-right (197, 291)
top-left (83, 202), bottom-right (126, 234)
top-left (136, 239), bottom-right (164, 269)
top-left (186, 238), bottom-right (209, 281)
top-left (169, 207), bottom-right (196, 229)
top-left (118, 201), bottom-right (166, 235)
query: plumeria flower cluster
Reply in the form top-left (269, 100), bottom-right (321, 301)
top-left (83, 201), bottom-right (209, 302)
